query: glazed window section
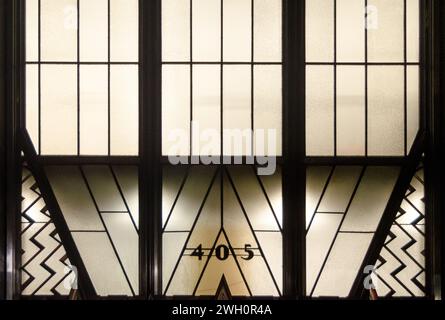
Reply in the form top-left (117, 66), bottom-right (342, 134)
top-left (306, 0), bottom-right (420, 156)
top-left (162, 0), bottom-right (282, 157)
top-left (162, 166), bottom-right (282, 296)
top-left (26, 0), bottom-right (139, 156)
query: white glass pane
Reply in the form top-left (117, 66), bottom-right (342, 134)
top-left (407, 0), bottom-right (420, 63)
top-left (162, 65), bottom-right (190, 156)
top-left (306, 214), bottom-right (343, 295)
top-left (254, 0), bottom-right (282, 62)
top-left (46, 166), bottom-right (105, 231)
top-left (368, 0), bottom-right (404, 62)
top-left (306, 65), bottom-right (334, 156)
top-left (337, 0), bottom-right (365, 62)
top-left (26, 0), bottom-right (39, 61)
top-left (407, 66), bottom-right (419, 151)
top-left (110, 65), bottom-right (138, 155)
top-left (79, 0), bottom-right (108, 62)
top-left (41, 65), bottom-right (77, 155)
top-left (162, 0), bottom-right (190, 61)
top-left (41, 0), bottom-right (77, 61)
top-left (341, 166), bottom-right (399, 232)
top-left (306, 0), bottom-right (334, 62)
top-left (223, 0), bottom-right (251, 62)
top-left (254, 65), bottom-right (282, 156)
top-left (192, 0), bottom-right (221, 62)
top-left (337, 66), bottom-right (365, 156)
top-left (82, 166), bottom-right (127, 212)
top-left (192, 65), bottom-right (221, 156)
top-left (102, 212), bottom-right (139, 294)
top-left (318, 166), bottom-right (362, 213)
top-left (110, 0), bottom-right (138, 62)
top-left (368, 66), bottom-right (404, 156)
top-left (113, 166), bottom-right (139, 228)
top-left (80, 65), bottom-right (108, 156)
top-left (72, 232), bottom-right (132, 296)
top-left (26, 65), bottom-right (39, 150)
top-left (306, 166), bottom-right (332, 228)
top-left (223, 65), bottom-right (251, 156)
top-left (313, 233), bottom-right (373, 297)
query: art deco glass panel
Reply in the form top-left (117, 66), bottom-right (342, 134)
top-left (162, 166), bottom-right (282, 296)
top-left (162, 0), bottom-right (282, 157)
top-left (372, 165), bottom-right (426, 297)
top-left (306, 166), bottom-right (400, 297)
top-left (25, 0), bottom-right (139, 156)
top-left (306, 0), bottom-right (420, 156)
top-left (45, 165), bottom-right (139, 297)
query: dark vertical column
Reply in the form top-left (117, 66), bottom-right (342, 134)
top-left (140, 0), bottom-right (162, 298)
top-left (425, 0), bottom-right (444, 300)
top-left (0, 0), bottom-right (7, 301)
top-left (2, 0), bottom-right (24, 300)
top-left (282, 0), bottom-right (306, 298)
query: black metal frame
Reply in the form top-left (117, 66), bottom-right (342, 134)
top-left (1, 0), bottom-right (443, 300)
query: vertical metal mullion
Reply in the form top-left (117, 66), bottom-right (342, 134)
top-left (190, 0), bottom-right (193, 156)
top-left (107, 0), bottom-right (111, 156)
top-left (365, 0), bottom-right (368, 157)
top-left (141, 0), bottom-right (162, 298)
top-left (77, 0), bottom-right (80, 156)
top-left (37, 0), bottom-right (41, 155)
top-left (333, 0), bottom-right (337, 157)
top-left (283, 0), bottom-right (306, 298)
top-left (404, 0), bottom-right (408, 156)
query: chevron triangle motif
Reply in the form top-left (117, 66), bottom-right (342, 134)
top-left (373, 165), bottom-right (426, 297)
top-left (162, 166), bottom-right (282, 297)
top-left (21, 165), bottom-right (73, 296)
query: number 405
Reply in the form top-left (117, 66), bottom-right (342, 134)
top-left (189, 244), bottom-right (256, 261)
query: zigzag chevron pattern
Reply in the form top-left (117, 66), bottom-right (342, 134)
top-left (21, 165), bottom-right (72, 296)
top-left (373, 165), bottom-right (425, 297)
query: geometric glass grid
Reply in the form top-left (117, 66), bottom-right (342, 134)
top-left (25, 0), bottom-right (139, 156)
top-left (306, 165), bottom-right (400, 297)
top-left (372, 164), bottom-right (426, 297)
top-left (45, 165), bottom-right (139, 296)
top-left (21, 164), bottom-right (73, 296)
top-left (162, 0), bottom-right (282, 157)
top-left (306, 0), bottom-right (420, 156)
top-left (162, 165), bottom-right (282, 296)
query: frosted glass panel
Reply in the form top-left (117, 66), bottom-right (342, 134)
top-left (313, 233), bottom-right (373, 297)
top-left (337, 66), bottom-right (365, 155)
top-left (162, 65), bottom-right (191, 156)
top-left (337, 0), bottom-right (365, 62)
top-left (368, 66), bottom-right (404, 156)
top-left (306, 65), bottom-right (334, 156)
top-left (192, 0), bottom-right (221, 62)
top-left (26, 0), bottom-right (39, 61)
top-left (341, 166), bottom-right (400, 232)
top-left (41, 0), bottom-right (77, 61)
top-left (407, 66), bottom-right (420, 151)
top-left (223, 65), bottom-right (251, 156)
top-left (192, 65), bottom-right (221, 156)
top-left (254, 0), bottom-right (282, 62)
top-left (163, 165), bottom-right (282, 297)
top-left (407, 0), bottom-right (420, 62)
top-left (46, 166), bottom-right (105, 231)
top-left (41, 65), bottom-right (77, 155)
top-left (306, 0), bottom-right (334, 62)
top-left (110, 65), bottom-right (139, 155)
top-left (162, 0), bottom-right (190, 61)
top-left (110, 0), bottom-right (138, 62)
top-left (254, 65), bottom-right (282, 156)
top-left (80, 65), bottom-right (108, 155)
top-left (368, 0), bottom-right (404, 62)
top-left (26, 65), bottom-right (39, 150)
top-left (318, 166), bottom-right (362, 213)
top-left (223, 0), bottom-right (251, 62)
top-left (306, 166), bottom-right (331, 228)
top-left (80, 0), bottom-right (108, 61)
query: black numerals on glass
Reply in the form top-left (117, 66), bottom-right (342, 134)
top-left (190, 244), bottom-right (255, 261)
